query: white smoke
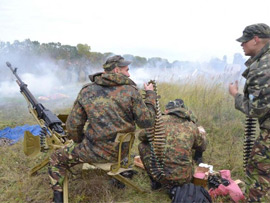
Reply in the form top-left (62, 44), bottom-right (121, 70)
top-left (0, 56), bottom-right (84, 111)
top-left (0, 80), bottom-right (20, 97)
top-left (0, 50), bottom-right (245, 114)
top-left (129, 60), bottom-right (244, 88)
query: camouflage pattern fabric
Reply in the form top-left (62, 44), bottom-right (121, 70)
top-left (236, 23), bottom-right (270, 43)
top-left (49, 140), bottom-right (86, 191)
top-left (234, 43), bottom-right (270, 201)
top-left (103, 55), bottom-right (131, 70)
top-left (166, 106), bottom-right (198, 124)
top-left (235, 43), bottom-right (270, 129)
top-left (138, 108), bottom-right (207, 188)
top-left (49, 72), bottom-right (157, 191)
top-left (245, 129), bottom-right (270, 202)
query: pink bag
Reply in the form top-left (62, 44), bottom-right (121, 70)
top-left (208, 170), bottom-right (245, 202)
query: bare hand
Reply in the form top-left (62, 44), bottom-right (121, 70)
top-left (144, 83), bottom-right (154, 91)
top-left (229, 80), bottom-right (239, 97)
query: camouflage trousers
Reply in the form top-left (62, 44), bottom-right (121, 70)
top-left (245, 129), bottom-right (270, 202)
top-left (48, 139), bottom-right (109, 192)
top-left (138, 141), bottom-right (190, 189)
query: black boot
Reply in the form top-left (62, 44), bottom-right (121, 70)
top-left (53, 191), bottom-right (63, 203)
top-left (120, 169), bottom-right (138, 179)
top-left (149, 175), bottom-right (162, 190)
top-left (110, 178), bottom-right (126, 189)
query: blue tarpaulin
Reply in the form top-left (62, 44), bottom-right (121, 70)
top-left (0, 124), bottom-right (41, 143)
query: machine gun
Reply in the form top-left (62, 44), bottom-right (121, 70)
top-left (6, 62), bottom-right (70, 175)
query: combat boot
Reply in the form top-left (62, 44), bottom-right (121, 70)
top-left (149, 175), bottom-right (162, 190)
top-left (53, 191), bottom-right (63, 203)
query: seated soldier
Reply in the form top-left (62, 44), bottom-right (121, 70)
top-left (48, 55), bottom-right (157, 202)
top-left (138, 99), bottom-right (207, 192)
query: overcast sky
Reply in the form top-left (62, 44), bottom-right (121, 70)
top-left (0, 0), bottom-right (270, 63)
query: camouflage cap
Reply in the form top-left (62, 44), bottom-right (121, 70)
top-left (236, 23), bottom-right (270, 43)
top-left (165, 99), bottom-right (198, 123)
top-left (103, 55), bottom-right (131, 71)
top-left (165, 99), bottom-right (185, 110)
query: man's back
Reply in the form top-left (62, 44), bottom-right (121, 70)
top-left (67, 72), bottom-right (157, 162)
top-left (138, 100), bottom-right (207, 187)
top-left (49, 55), bottom-right (157, 202)
top-left (162, 113), bottom-right (203, 184)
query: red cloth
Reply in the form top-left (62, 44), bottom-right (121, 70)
top-left (208, 170), bottom-right (245, 202)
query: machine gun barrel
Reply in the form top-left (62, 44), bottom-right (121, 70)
top-left (6, 62), bottom-right (64, 134)
top-left (6, 62), bottom-right (39, 106)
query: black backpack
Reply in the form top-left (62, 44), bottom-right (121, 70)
top-left (171, 183), bottom-right (212, 203)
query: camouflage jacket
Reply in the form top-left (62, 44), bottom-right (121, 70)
top-left (66, 72), bottom-right (156, 162)
top-left (235, 43), bottom-right (270, 129)
top-left (139, 108), bottom-right (207, 183)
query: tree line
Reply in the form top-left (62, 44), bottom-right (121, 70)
top-left (0, 39), bottom-right (247, 83)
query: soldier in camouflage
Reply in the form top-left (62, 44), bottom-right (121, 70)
top-left (48, 55), bottom-right (157, 202)
top-left (229, 23), bottom-right (270, 202)
top-left (138, 99), bottom-right (207, 191)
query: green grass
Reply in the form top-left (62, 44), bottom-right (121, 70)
top-left (0, 78), bottom-right (249, 202)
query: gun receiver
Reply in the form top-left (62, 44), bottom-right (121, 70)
top-left (6, 61), bottom-right (69, 175)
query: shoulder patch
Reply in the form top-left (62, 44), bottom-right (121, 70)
top-left (249, 94), bottom-right (254, 101)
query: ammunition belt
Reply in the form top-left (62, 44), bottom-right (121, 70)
top-left (243, 116), bottom-right (256, 169)
top-left (144, 80), bottom-right (166, 180)
top-left (40, 126), bottom-right (49, 152)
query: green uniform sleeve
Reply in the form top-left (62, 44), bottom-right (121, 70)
top-left (138, 129), bottom-right (148, 142)
top-left (66, 93), bottom-right (87, 143)
top-left (192, 126), bottom-right (207, 152)
top-left (235, 66), bottom-right (270, 118)
top-left (132, 90), bottom-right (157, 128)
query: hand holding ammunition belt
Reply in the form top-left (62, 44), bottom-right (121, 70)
top-left (143, 80), bottom-right (166, 181)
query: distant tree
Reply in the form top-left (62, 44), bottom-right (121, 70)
top-left (103, 52), bottom-right (114, 58)
top-left (222, 55), bottom-right (227, 63)
top-left (89, 52), bottom-right (112, 69)
top-left (148, 57), bottom-right (171, 68)
top-left (0, 41), bottom-right (5, 49)
top-left (209, 57), bottom-right (227, 71)
top-left (77, 44), bottom-right (91, 58)
top-left (59, 45), bottom-right (78, 60)
top-left (232, 53), bottom-right (246, 65)
top-left (232, 53), bottom-right (246, 72)
top-left (122, 54), bottom-right (134, 62)
top-left (39, 42), bottom-right (62, 58)
top-left (132, 56), bottom-right (147, 67)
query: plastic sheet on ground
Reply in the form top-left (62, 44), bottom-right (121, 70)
top-left (0, 125), bottom-right (41, 143)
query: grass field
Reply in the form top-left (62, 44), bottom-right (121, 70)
top-left (0, 78), bottom-right (249, 202)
